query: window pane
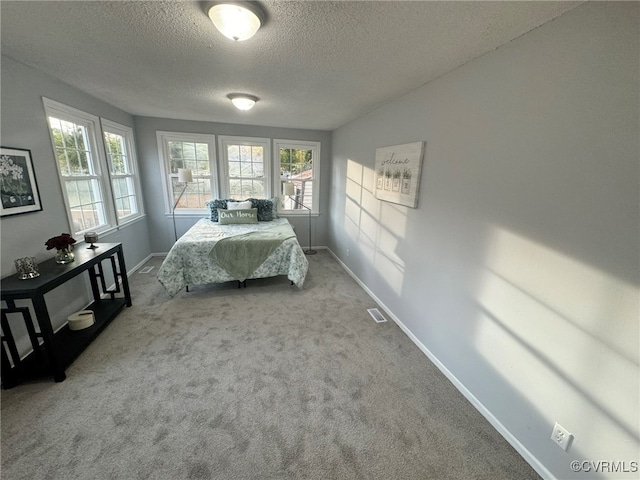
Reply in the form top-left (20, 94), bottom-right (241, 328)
top-left (240, 161), bottom-right (253, 177)
top-left (45, 101), bottom-right (125, 235)
top-left (65, 181), bottom-right (80, 207)
top-left (183, 143), bottom-right (196, 160)
top-left (61, 120), bottom-right (78, 148)
top-left (279, 144), bottom-right (316, 211)
top-left (50, 117), bottom-right (94, 177)
top-left (280, 148), bottom-right (313, 178)
top-left (228, 161), bottom-right (241, 177)
top-left (283, 180), bottom-right (312, 209)
top-left (242, 179), bottom-right (263, 198)
top-left (104, 132), bottom-right (129, 175)
top-left (195, 157), bottom-right (210, 175)
top-left (104, 133), bottom-right (123, 156)
top-left (75, 127), bottom-right (86, 151)
top-left (170, 141), bottom-right (208, 175)
top-left (163, 134), bottom-right (214, 212)
top-left (110, 155), bottom-right (125, 175)
top-left (239, 145), bottom-right (252, 162)
top-left (172, 178), bottom-right (211, 209)
top-left (196, 143), bottom-right (209, 160)
top-left (224, 141), bottom-right (266, 198)
top-left (112, 177), bottom-right (124, 198)
top-left (119, 196), bottom-right (132, 218)
top-left (78, 151), bottom-right (92, 175)
top-left (225, 145), bottom-right (236, 163)
top-left (228, 179), bottom-right (242, 198)
top-left (75, 180), bottom-right (91, 207)
top-left (228, 178), bottom-right (264, 199)
top-left (183, 181), bottom-right (211, 209)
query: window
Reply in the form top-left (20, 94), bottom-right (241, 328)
top-left (219, 136), bottom-right (270, 200)
top-left (156, 132), bottom-right (217, 213)
top-left (44, 98), bottom-right (115, 235)
top-left (101, 119), bottom-right (144, 224)
top-left (275, 140), bottom-right (320, 213)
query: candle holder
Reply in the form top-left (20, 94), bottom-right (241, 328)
top-left (15, 257), bottom-right (40, 280)
top-left (84, 231), bottom-right (99, 249)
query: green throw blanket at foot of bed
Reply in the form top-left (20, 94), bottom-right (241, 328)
top-left (209, 224), bottom-right (296, 282)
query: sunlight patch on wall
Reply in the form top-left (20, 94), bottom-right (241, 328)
top-left (344, 158), bottom-right (408, 298)
top-left (346, 158), bottom-right (364, 184)
top-left (361, 186), bottom-right (379, 220)
top-left (474, 226), bottom-right (639, 445)
top-left (346, 176), bottom-right (363, 204)
top-left (361, 163), bottom-right (375, 195)
top-left (484, 228), bottom-right (638, 362)
top-left (344, 196), bottom-right (361, 242)
top-left (379, 201), bottom-right (408, 241)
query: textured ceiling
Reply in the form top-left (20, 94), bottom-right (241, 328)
top-left (1, 1), bottom-right (582, 131)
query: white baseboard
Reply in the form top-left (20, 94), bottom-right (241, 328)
top-left (326, 247), bottom-right (554, 480)
top-left (129, 254), bottom-right (155, 275)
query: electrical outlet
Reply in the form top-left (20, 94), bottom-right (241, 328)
top-left (551, 422), bottom-right (573, 451)
top-left (346, 249), bottom-right (350, 257)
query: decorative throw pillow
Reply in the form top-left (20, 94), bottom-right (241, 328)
top-left (205, 199), bottom-right (234, 222)
top-left (270, 197), bottom-right (280, 219)
top-left (248, 198), bottom-right (274, 222)
top-left (217, 208), bottom-right (258, 225)
top-left (227, 200), bottom-right (252, 210)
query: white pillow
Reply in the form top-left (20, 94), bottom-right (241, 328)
top-left (227, 200), bottom-right (252, 210)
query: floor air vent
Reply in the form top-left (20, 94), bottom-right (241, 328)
top-left (138, 266), bottom-right (154, 274)
top-left (367, 308), bottom-right (387, 323)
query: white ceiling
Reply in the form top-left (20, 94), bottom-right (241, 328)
top-left (1, 1), bottom-right (582, 131)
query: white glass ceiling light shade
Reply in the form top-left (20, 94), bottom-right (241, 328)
top-left (208, 3), bottom-right (262, 41)
top-left (228, 94), bottom-right (258, 111)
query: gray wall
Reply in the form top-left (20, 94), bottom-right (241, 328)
top-left (1, 55), bottom-right (152, 345)
top-left (133, 116), bottom-right (331, 253)
top-left (328, 3), bottom-right (638, 479)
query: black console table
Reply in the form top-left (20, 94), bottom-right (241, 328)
top-left (1, 243), bottom-right (131, 388)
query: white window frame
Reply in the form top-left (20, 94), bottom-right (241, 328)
top-left (156, 131), bottom-right (218, 215)
top-left (218, 136), bottom-right (271, 200)
top-left (101, 119), bottom-right (144, 225)
top-left (274, 139), bottom-right (321, 215)
top-left (43, 97), bottom-right (117, 236)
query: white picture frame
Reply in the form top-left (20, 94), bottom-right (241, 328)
top-left (373, 141), bottom-right (425, 208)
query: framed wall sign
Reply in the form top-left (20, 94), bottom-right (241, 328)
top-left (374, 141), bottom-right (425, 208)
top-left (0, 146), bottom-right (43, 217)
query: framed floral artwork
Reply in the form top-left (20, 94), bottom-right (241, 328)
top-left (0, 147), bottom-right (43, 217)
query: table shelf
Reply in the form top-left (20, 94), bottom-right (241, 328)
top-left (1, 243), bottom-right (131, 388)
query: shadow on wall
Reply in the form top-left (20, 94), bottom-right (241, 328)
top-left (340, 156), bottom-right (638, 479)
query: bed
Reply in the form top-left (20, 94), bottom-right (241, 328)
top-left (157, 201), bottom-right (308, 296)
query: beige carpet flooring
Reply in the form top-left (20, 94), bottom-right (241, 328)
top-left (1, 251), bottom-right (541, 480)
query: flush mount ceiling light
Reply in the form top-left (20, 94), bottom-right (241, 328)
top-left (208, 2), bottom-right (263, 41)
top-left (228, 93), bottom-right (258, 111)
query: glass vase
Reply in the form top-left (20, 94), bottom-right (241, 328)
top-left (55, 248), bottom-right (75, 265)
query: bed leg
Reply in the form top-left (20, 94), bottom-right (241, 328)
top-left (237, 281), bottom-right (242, 289)
top-left (186, 285), bottom-right (189, 292)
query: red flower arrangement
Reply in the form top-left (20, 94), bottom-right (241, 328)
top-left (45, 233), bottom-right (77, 251)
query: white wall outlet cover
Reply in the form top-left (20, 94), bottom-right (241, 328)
top-left (551, 422), bottom-right (574, 452)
